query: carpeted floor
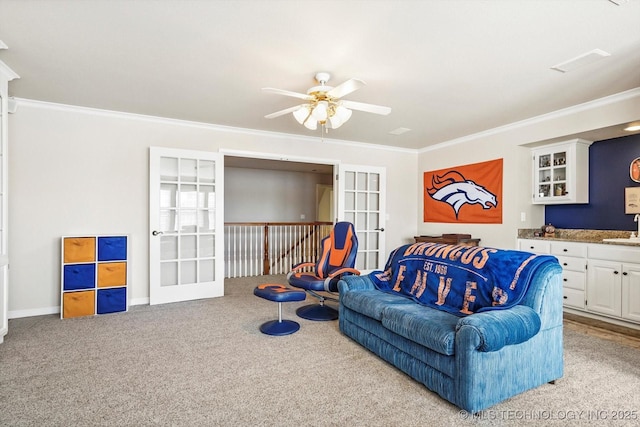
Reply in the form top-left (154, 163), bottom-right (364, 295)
top-left (1, 275), bottom-right (639, 426)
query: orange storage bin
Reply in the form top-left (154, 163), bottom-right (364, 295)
top-left (62, 290), bottom-right (96, 318)
top-left (97, 262), bottom-right (127, 288)
top-left (63, 237), bottom-right (96, 263)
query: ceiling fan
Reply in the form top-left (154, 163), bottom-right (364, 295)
top-left (262, 72), bottom-right (391, 131)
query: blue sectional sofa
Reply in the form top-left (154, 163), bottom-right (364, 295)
top-left (338, 242), bottom-right (563, 413)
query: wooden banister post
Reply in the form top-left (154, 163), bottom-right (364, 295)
top-left (263, 224), bottom-right (270, 275)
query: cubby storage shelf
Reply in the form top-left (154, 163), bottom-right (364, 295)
top-left (61, 235), bottom-right (129, 319)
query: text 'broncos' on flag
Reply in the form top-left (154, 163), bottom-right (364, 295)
top-left (423, 158), bottom-right (503, 224)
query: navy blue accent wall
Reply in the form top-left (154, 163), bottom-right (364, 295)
top-left (545, 133), bottom-right (640, 231)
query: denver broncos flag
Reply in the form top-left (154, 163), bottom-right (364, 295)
top-left (423, 158), bottom-right (503, 224)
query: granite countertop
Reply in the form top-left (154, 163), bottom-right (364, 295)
top-left (518, 228), bottom-right (640, 246)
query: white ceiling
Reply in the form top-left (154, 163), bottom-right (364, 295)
top-left (1, 0), bottom-right (639, 151)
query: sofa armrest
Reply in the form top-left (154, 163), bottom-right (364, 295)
top-left (455, 305), bottom-right (541, 352)
top-left (338, 274), bottom-right (376, 292)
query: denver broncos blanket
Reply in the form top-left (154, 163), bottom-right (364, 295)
top-left (371, 242), bottom-right (557, 316)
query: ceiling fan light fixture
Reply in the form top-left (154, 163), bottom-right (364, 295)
top-left (328, 115), bottom-right (343, 129)
top-left (304, 118), bottom-right (318, 130)
top-left (293, 106), bottom-right (309, 124)
top-left (264, 72), bottom-right (391, 134)
top-left (312, 101), bottom-right (329, 121)
top-left (335, 105), bottom-right (352, 122)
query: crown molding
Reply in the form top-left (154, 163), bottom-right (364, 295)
top-left (12, 98), bottom-right (417, 154)
top-left (418, 87), bottom-right (640, 153)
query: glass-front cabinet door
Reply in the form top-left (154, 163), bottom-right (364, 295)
top-left (532, 139), bottom-right (592, 205)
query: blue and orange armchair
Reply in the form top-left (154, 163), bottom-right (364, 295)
top-left (287, 221), bottom-right (360, 320)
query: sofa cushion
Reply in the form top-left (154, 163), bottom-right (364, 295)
top-left (341, 290), bottom-right (415, 321)
top-left (381, 304), bottom-right (459, 356)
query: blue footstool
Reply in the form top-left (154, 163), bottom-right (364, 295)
top-left (253, 284), bottom-right (307, 336)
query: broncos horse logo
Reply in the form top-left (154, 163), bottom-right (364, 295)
top-left (426, 171), bottom-right (497, 218)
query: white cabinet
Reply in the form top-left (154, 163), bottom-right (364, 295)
top-left (551, 241), bottom-right (587, 310)
top-left (587, 259), bottom-right (623, 317)
top-left (622, 264), bottom-right (640, 323)
top-left (586, 244), bottom-right (640, 324)
top-left (532, 139), bottom-right (592, 204)
top-left (517, 239), bottom-right (640, 327)
top-left (518, 239), bottom-right (550, 254)
top-left (518, 239), bottom-right (587, 310)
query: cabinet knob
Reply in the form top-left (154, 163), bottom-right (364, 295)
top-left (563, 296), bottom-right (568, 299)
top-left (563, 262), bottom-right (568, 266)
top-left (614, 271), bottom-right (619, 275)
top-left (563, 278), bottom-right (567, 282)
top-left (529, 246), bottom-right (534, 249)
top-left (623, 272), bottom-right (628, 276)
top-left (563, 249), bottom-right (568, 252)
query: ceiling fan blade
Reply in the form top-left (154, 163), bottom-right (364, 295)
top-left (264, 105), bottom-right (302, 119)
top-left (326, 78), bottom-right (366, 99)
top-left (262, 87), bottom-right (312, 100)
top-left (341, 100), bottom-right (391, 116)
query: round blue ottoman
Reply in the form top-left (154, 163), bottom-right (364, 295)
top-left (253, 284), bottom-right (307, 336)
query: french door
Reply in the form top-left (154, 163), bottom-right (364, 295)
top-left (149, 147), bottom-right (224, 305)
top-left (337, 164), bottom-right (386, 273)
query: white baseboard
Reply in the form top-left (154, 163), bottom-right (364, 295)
top-left (130, 297), bottom-right (149, 306)
top-left (9, 306), bottom-right (59, 319)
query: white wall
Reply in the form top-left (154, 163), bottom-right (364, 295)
top-left (224, 167), bottom-right (332, 222)
top-left (417, 89), bottom-right (640, 250)
top-left (7, 101), bottom-right (418, 316)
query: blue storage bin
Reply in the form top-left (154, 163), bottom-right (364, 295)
top-left (63, 264), bottom-right (96, 291)
top-left (97, 287), bottom-right (127, 314)
top-left (98, 236), bottom-right (127, 261)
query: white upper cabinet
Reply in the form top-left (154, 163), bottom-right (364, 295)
top-left (532, 139), bottom-right (592, 204)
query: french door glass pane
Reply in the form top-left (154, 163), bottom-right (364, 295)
top-left (159, 210), bottom-right (177, 232)
top-left (199, 185), bottom-right (215, 208)
top-left (180, 185), bottom-right (197, 208)
top-left (357, 212), bottom-right (367, 228)
top-left (199, 160), bottom-right (215, 183)
top-left (345, 212), bottom-right (355, 224)
top-left (368, 232), bottom-right (379, 249)
top-left (357, 172), bottom-right (367, 190)
top-left (180, 210), bottom-right (198, 232)
top-left (181, 260), bottom-right (197, 284)
top-left (160, 157), bottom-right (178, 181)
top-left (200, 235), bottom-right (215, 257)
top-left (198, 210), bottom-right (215, 232)
top-left (161, 262), bottom-right (178, 287)
top-left (345, 172), bottom-right (356, 190)
top-left (160, 184), bottom-right (177, 208)
top-left (370, 193), bottom-right (379, 210)
top-left (367, 252), bottom-right (378, 268)
top-left (181, 235), bottom-right (197, 259)
top-left (345, 192), bottom-right (355, 210)
top-left (369, 173), bottom-right (380, 191)
top-left (200, 259), bottom-right (215, 282)
top-left (180, 158), bottom-right (197, 182)
top-left (357, 192), bottom-right (367, 210)
top-left (161, 236), bottom-right (178, 260)
top-left (371, 213), bottom-right (379, 229)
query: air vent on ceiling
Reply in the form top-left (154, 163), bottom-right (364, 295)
top-left (389, 127), bottom-right (411, 135)
top-left (551, 49), bottom-right (611, 73)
